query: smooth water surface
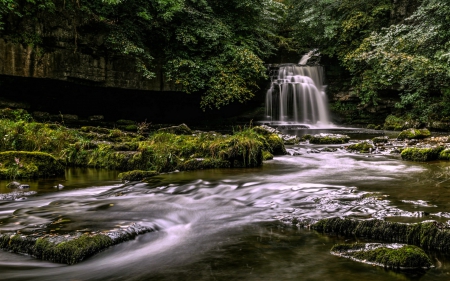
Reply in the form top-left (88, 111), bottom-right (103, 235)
top-left (2, 138), bottom-right (450, 280)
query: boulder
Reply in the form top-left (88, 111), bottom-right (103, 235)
top-left (309, 133), bottom-right (350, 144)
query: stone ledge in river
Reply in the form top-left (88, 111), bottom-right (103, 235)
top-left (306, 133), bottom-right (350, 144)
top-left (0, 151), bottom-right (65, 179)
top-left (397, 128), bottom-right (431, 140)
top-left (0, 223), bottom-right (156, 265)
top-left (118, 170), bottom-right (159, 181)
top-left (331, 243), bottom-right (433, 269)
top-left (401, 146), bottom-right (444, 162)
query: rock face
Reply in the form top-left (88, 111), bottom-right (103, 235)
top-left (0, 38), bottom-right (178, 91)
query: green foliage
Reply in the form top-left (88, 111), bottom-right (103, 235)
top-left (0, 151), bottom-right (65, 179)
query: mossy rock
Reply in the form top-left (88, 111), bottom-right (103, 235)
top-left (366, 124), bottom-right (377, 129)
top-left (397, 128), bottom-right (431, 140)
top-left (332, 243), bottom-right (432, 269)
top-left (157, 124), bottom-right (192, 135)
top-left (401, 147), bottom-right (444, 162)
top-left (262, 150), bottom-right (274, 160)
top-left (309, 134), bottom-right (350, 144)
top-left (0, 151), bottom-right (65, 179)
top-left (311, 217), bottom-right (450, 252)
top-left (177, 158), bottom-right (231, 171)
top-left (347, 142), bottom-right (374, 153)
top-left (372, 136), bottom-right (389, 144)
top-left (118, 170), bottom-right (159, 181)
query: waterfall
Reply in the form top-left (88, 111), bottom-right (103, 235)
top-left (265, 64), bottom-right (331, 126)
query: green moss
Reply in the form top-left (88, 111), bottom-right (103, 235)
top-left (401, 147), bottom-right (444, 162)
top-left (0, 151), bottom-right (65, 179)
top-left (397, 128), bottom-right (431, 140)
top-left (118, 170), bottom-right (159, 181)
top-left (116, 119), bottom-right (135, 125)
top-left (80, 126), bottom-right (110, 134)
top-left (366, 124), bottom-right (376, 129)
top-left (262, 150), bottom-right (274, 160)
top-left (309, 134), bottom-right (350, 144)
top-left (302, 134), bottom-right (313, 140)
top-left (347, 142), bottom-right (374, 153)
top-left (352, 245), bottom-right (432, 269)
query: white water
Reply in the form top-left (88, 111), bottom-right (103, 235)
top-left (265, 64), bottom-right (331, 127)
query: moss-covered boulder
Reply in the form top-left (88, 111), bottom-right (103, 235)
top-left (332, 243), bottom-right (432, 269)
top-left (309, 134), bottom-right (350, 144)
top-left (262, 150), bottom-right (274, 160)
top-left (401, 147), bottom-right (444, 162)
top-left (397, 128), bottom-right (431, 140)
top-left (439, 149), bottom-right (450, 160)
top-left (118, 170), bottom-right (159, 181)
top-left (0, 151), bottom-right (65, 179)
top-left (0, 223), bottom-right (153, 265)
top-left (347, 142), bottom-right (374, 153)
top-left (157, 123), bottom-right (192, 135)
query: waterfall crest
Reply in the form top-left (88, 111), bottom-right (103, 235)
top-left (265, 64), bottom-right (331, 127)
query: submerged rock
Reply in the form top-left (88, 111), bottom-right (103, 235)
top-left (331, 243), bottom-right (433, 269)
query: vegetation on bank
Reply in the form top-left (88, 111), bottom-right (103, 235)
top-left (0, 109), bottom-right (285, 178)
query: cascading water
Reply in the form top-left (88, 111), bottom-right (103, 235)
top-left (265, 62), bottom-right (331, 127)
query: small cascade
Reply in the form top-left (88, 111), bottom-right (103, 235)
top-left (265, 63), bottom-right (331, 127)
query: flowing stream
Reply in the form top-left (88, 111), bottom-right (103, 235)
top-left (1, 130), bottom-right (450, 280)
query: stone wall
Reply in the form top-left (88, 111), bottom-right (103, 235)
top-left (0, 38), bottom-right (178, 91)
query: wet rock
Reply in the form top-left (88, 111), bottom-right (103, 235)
top-left (308, 133), bottom-right (350, 144)
top-left (177, 158), bottom-right (231, 171)
top-left (331, 243), bottom-right (433, 269)
top-left (401, 147), bottom-right (444, 162)
top-left (53, 184), bottom-right (64, 189)
top-left (18, 184), bottom-right (30, 189)
top-left (157, 123), bottom-right (192, 135)
top-left (307, 149), bottom-right (321, 154)
top-left (6, 181), bottom-right (21, 188)
top-left (397, 128), bottom-right (431, 140)
top-left (0, 223), bottom-right (156, 265)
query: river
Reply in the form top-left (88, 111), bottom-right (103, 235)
top-left (1, 129), bottom-right (450, 280)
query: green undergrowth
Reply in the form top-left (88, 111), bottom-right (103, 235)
top-left (312, 218), bottom-right (450, 252)
top-left (401, 147), bottom-right (444, 162)
top-left (0, 109), bottom-right (286, 175)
